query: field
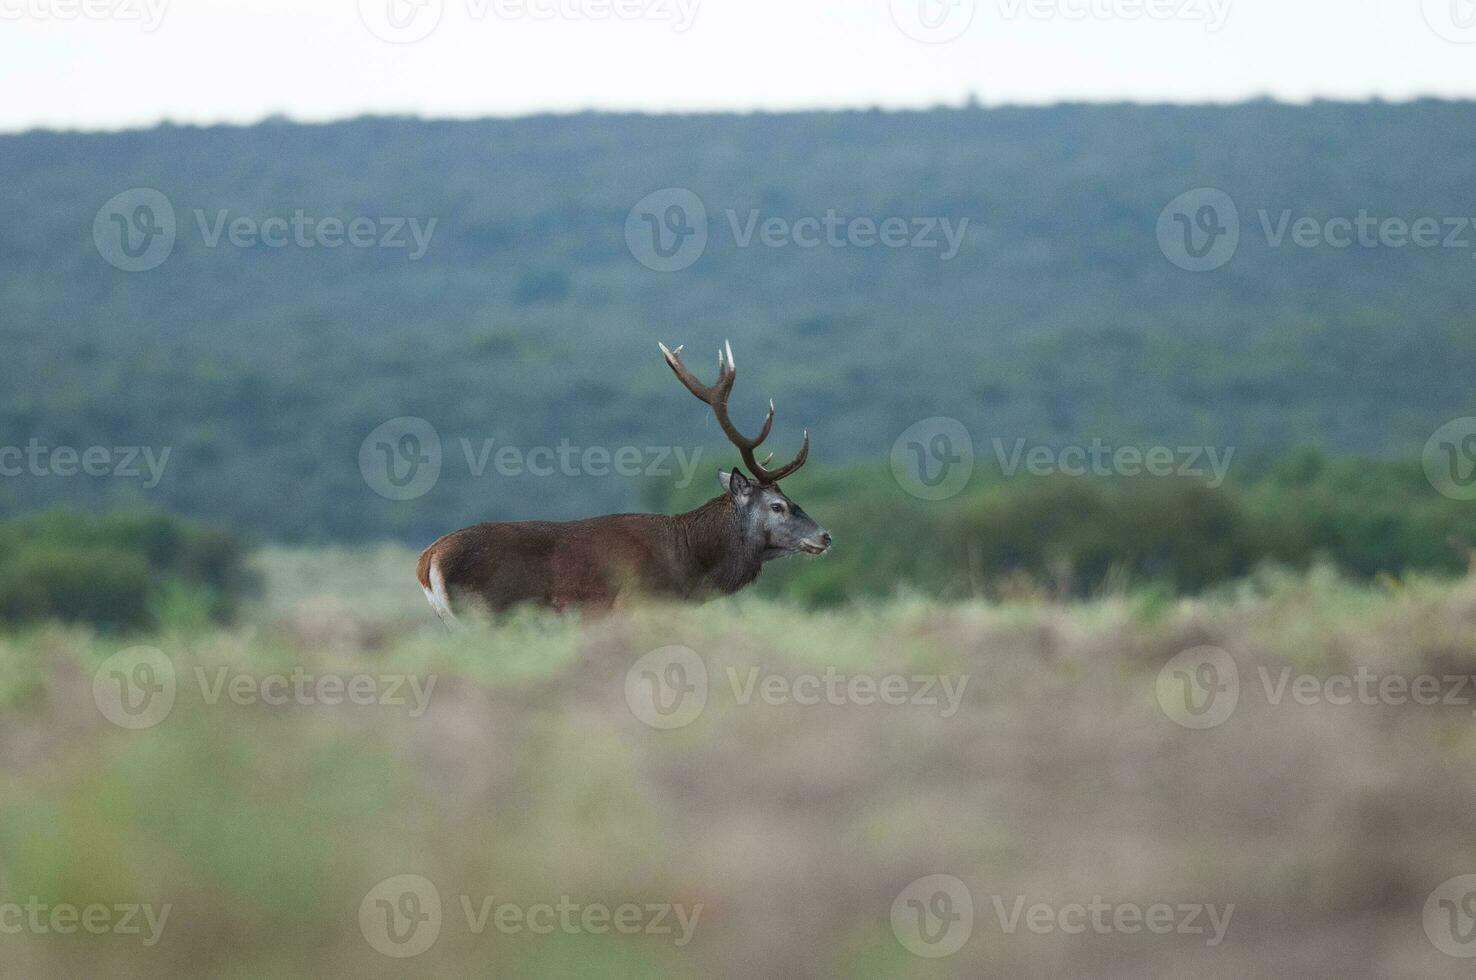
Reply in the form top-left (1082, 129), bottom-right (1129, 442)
top-left (3, 548), bottom-right (1476, 978)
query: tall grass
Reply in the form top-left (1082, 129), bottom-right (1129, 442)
top-left (2, 551), bottom-right (1476, 977)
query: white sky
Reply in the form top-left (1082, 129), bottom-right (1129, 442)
top-left (1, 0), bottom-right (1473, 132)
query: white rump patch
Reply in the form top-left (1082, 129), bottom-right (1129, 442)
top-left (423, 560), bottom-right (457, 627)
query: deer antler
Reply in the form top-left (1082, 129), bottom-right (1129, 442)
top-left (659, 339), bottom-right (809, 485)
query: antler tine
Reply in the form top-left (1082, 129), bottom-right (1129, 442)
top-left (660, 341), bottom-right (725, 404)
top-left (659, 339), bottom-right (810, 485)
top-left (749, 399), bottom-right (775, 447)
top-left (751, 429), bottom-right (809, 483)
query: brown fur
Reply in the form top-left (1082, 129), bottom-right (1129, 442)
top-left (417, 494), bottom-right (766, 616)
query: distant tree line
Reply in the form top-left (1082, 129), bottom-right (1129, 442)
top-left (4, 103), bottom-right (1476, 541)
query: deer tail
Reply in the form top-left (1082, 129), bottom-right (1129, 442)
top-left (416, 542), bottom-right (457, 628)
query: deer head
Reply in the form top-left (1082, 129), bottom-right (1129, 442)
top-left (660, 340), bottom-right (831, 558)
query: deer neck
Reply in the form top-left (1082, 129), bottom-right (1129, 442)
top-left (674, 495), bottom-right (766, 595)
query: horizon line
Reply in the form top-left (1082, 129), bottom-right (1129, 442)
top-left (5, 92), bottom-right (1474, 137)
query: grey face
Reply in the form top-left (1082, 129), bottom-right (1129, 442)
top-left (721, 470), bottom-right (831, 558)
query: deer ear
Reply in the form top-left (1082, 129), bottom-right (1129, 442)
top-left (721, 469), bottom-right (753, 500)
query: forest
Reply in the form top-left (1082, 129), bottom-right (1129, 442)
top-left (3, 100), bottom-right (1475, 546)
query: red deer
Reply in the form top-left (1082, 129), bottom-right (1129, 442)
top-left (416, 341), bottom-right (831, 624)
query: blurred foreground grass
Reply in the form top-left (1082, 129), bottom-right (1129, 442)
top-left (2, 549), bottom-right (1476, 977)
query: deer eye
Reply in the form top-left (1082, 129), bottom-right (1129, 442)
top-left (769, 503), bottom-right (786, 514)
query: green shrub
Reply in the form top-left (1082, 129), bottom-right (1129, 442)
top-left (0, 544), bottom-right (153, 629)
top-left (677, 450), bottom-right (1476, 605)
top-left (0, 510), bottom-right (255, 629)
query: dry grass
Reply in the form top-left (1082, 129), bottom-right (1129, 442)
top-left (2, 552), bottom-right (1476, 977)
